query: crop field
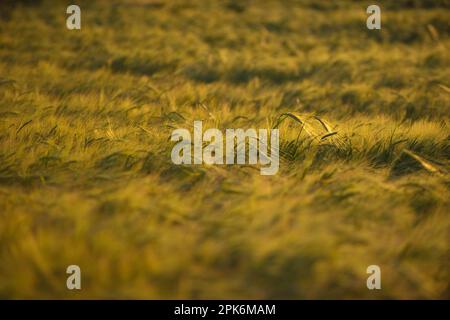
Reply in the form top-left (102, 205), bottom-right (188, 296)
top-left (0, 0), bottom-right (449, 299)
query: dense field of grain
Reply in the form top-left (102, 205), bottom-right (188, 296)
top-left (0, 0), bottom-right (449, 299)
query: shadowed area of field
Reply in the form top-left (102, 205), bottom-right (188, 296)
top-left (0, 0), bottom-right (449, 298)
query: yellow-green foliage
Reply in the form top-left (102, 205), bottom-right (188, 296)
top-left (0, 0), bottom-right (449, 298)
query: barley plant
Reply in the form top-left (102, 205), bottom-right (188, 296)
top-left (0, 0), bottom-right (449, 299)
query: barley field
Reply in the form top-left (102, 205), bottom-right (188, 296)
top-left (0, 0), bottom-right (449, 299)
